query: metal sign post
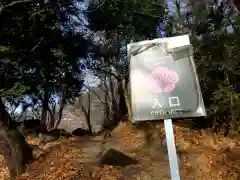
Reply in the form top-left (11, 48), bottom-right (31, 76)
top-left (127, 35), bottom-right (206, 180)
top-left (164, 119), bottom-right (180, 180)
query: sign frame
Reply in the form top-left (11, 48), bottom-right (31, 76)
top-left (127, 35), bottom-right (206, 122)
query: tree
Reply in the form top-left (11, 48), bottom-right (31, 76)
top-left (0, 0), bottom-right (88, 178)
top-left (87, 0), bottom-right (240, 135)
top-left (164, 0), bottom-right (240, 134)
top-left (233, 0), bottom-right (240, 10)
top-left (86, 0), bottom-right (166, 123)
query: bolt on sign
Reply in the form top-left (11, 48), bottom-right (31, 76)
top-left (127, 35), bottom-right (206, 122)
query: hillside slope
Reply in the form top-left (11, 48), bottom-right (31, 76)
top-left (0, 122), bottom-right (239, 180)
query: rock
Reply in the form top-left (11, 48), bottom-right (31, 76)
top-left (23, 119), bottom-right (41, 129)
top-left (59, 129), bottom-right (72, 137)
top-left (16, 125), bottom-right (27, 136)
top-left (72, 128), bottom-right (91, 136)
top-left (39, 129), bottom-right (61, 143)
top-left (228, 141), bottom-right (237, 149)
top-left (20, 172), bottom-right (30, 177)
top-left (99, 148), bottom-right (138, 167)
top-left (229, 145), bottom-right (240, 156)
top-left (225, 145), bottom-right (240, 163)
top-left (16, 119), bottom-right (43, 137)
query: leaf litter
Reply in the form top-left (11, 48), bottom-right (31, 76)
top-left (0, 122), bottom-right (239, 179)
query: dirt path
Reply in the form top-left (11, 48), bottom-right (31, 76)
top-left (68, 134), bottom-right (173, 180)
top-left (11, 122), bottom-right (240, 180)
top-left (70, 135), bottom-right (104, 163)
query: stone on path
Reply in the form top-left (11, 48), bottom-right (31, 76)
top-left (72, 128), bottom-right (91, 137)
top-left (99, 148), bottom-right (138, 167)
top-left (39, 129), bottom-right (61, 144)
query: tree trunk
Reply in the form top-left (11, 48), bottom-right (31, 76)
top-left (86, 92), bottom-right (92, 135)
top-left (123, 78), bottom-right (132, 121)
top-left (109, 72), bottom-right (118, 119)
top-left (117, 79), bottom-right (128, 119)
top-left (104, 78), bottom-right (110, 122)
top-left (54, 89), bottom-right (65, 129)
top-left (124, 89), bottom-right (132, 121)
top-left (41, 87), bottom-right (55, 131)
top-left (80, 93), bottom-right (93, 135)
top-left (41, 87), bottom-right (50, 129)
top-left (0, 98), bottom-right (33, 179)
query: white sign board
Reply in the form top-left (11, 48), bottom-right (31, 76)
top-left (128, 35), bottom-right (206, 122)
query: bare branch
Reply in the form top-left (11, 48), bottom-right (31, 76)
top-left (15, 107), bottom-right (28, 121)
top-left (85, 0), bottom-right (106, 13)
top-left (83, 84), bottom-right (106, 104)
top-left (5, 0), bottom-right (35, 8)
top-left (31, 37), bottom-right (44, 51)
top-left (0, 0), bottom-right (36, 18)
top-left (90, 66), bottom-right (121, 81)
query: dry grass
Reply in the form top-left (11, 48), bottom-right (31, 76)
top-left (0, 122), bottom-right (240, 179)
top-left (174, 125), bottom-right (240, 180)
top-left (0, 155), bottom-right (9, 180)
top-left (112, 122), bottom-right (240, 180)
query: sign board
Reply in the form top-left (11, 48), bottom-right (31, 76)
top-left (128, 35), bottom-right (206, 122)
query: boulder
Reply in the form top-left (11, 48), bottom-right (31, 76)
top-left (59, 129), bottom-right (72, 137)
top-left (23, 119), bottom-right (41, 129)
top-left (72, 128), bottom-right (91, 136)
top-left (16, 119), bottom-right (42, 137)
top-left (99, 148), bottom-right (138, 167)
top-left (39, 129), bottom-right (61, 144)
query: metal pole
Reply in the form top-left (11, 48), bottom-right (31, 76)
top-left (164, 119), bottom-right (181, 180)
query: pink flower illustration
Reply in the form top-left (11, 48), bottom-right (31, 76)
top-left (147, 67), bottom-right (180, 93)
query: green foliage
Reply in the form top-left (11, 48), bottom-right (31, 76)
top-left (87, 0), bottom-right (165, 39)
top-left (0, 0), bottom-right (239, 135)
top-left (87, 0), bottom-right (240, 134)
top-left (0, 0), bottom-right (88, 104)
top-left (170, 0), bottom-right (240, 133)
